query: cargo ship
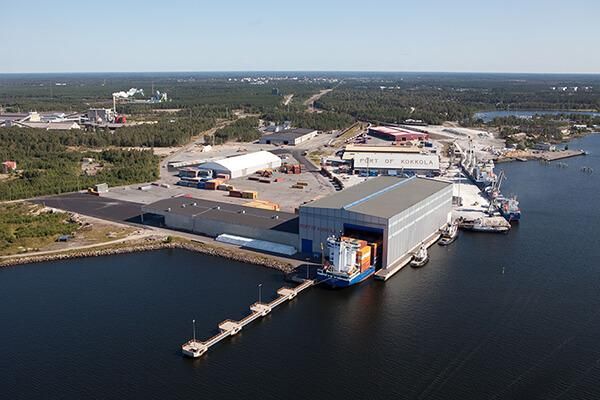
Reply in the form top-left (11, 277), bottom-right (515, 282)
top-left (497, 196), bottom-right (521, 222)
top-left (461, 157), bottom-right (497, 190)
top-left (317, 236), bottom-right (376, 288)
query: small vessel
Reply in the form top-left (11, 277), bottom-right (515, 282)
top-left (410, 245), bottom-right (429, 268)
top-left (317, 236), bottom-right (376, 288)
top-left (459, 217), bottom-right (510, 233)
top-left (438, 222), bottom-right (458, 246)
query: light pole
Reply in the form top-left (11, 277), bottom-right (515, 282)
top-left (258, 283), bottom-right (262, 304)
top-left (192, 319), bottom-right (196, 343)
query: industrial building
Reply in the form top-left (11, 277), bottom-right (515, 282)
top-left (197, 151), bottom-right (282, 179)
top-left (368, 126), bottom-right (429, 142)
top-left (142, 197), bottom-right (299, 248)
top-left (344, 144), bottom-right (422, 154)
top-left (344, 152), bottom-right (440, 175)
top-left (298, 176), bottom-right (452, 269)
top-left (87, 108), bottom-right (115, 124)
top-left (0, 111), bottom-right (81, 129)
top-left (259, 128), bottom-right (318, 146)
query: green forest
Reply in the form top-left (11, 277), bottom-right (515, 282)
top-left (1, 73), bottom-right (599, 200)
top-left (212, 117), bottom-right (261, 144)
top-left (0, 129), bottom-right (158, 200)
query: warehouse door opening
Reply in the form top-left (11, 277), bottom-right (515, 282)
top-left (301, 239), bottom-right (313, 254)
top-left (343, 224), bottom-right (384, 269)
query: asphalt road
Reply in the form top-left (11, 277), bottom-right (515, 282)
top-left (271, 148), bottom-right (319, 172)
top-left (34, 193), bottom-right (144, 224)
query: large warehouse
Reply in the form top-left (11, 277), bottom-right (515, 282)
top-left (298, 176), bottom-right (452, 269)
top-left (142, 197), bottom-right (299, 248)
top-left (259, 128), bottom-right (318, 146)
top-left (198, 151), bottom-right (281, 179)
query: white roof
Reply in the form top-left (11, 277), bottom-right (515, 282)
top-left (200, 151), bottom-right (280, 172)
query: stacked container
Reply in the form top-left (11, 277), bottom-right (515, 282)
top-left (205, 178), bottom-right (224, 190)
top-left (356, 245), bottom-right (372, 272)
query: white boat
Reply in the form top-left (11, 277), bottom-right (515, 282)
top-left (459, 217), bottom-right (510, 233)
top-left (438, 222), bottom-right (458, 246)
top-left (410, 245), bottom-right (429, 268)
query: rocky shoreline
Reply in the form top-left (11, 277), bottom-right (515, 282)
top-left (0, 238), bottom-right (294, 272)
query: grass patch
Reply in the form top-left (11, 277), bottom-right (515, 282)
top-left (0, 203), bottom-right (78, 255)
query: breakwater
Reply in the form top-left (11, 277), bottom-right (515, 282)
top-left (0, 238), bottom-right (293, 272)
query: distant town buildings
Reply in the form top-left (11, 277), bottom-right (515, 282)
top-left (533, 143), bottom-right (557, 152)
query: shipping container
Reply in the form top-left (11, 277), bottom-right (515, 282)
top-left (242, 190), bottom-right (258, 199)
top-left (205, 179), bottom-right (223, 190)
top-left (244, 200), bottom-right (281, 211)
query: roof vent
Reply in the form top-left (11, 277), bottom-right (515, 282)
top-left (166, 207), bottom-right (171, 212)
top-left (272, 215), bottom-right (279, 219)
top-left (181, 204), bottom-right (186, 208)
top-left (239, 210), bottom-right (246, 214)
top-left (215, 206), bottom-right (221, 210)
top-left (192, 202), bottom-right (197, 206)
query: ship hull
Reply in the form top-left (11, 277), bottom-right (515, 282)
top-left (499, 209), bottom-right (521, 222)
top-left (317, 266), bottom-right (375, 288)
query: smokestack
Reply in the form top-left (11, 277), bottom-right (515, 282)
top-left (113, 96), bottom-right (116, 113)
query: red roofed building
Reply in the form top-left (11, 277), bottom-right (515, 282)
top-left (2, 161), bottom-right (17, 173)
top-left (368, 126), bottom-right (429, 142)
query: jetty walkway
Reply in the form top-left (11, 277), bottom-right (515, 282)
top-left (182, 279), bottom-right (315, 357)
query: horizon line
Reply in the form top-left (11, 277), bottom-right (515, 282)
top-left (1, 70), bottom-right (600, 76)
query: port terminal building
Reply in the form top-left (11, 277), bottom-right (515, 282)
top-left (343, 151), bottom-right (440, 175)
top-left (298, 176), bottom-right (452, 268)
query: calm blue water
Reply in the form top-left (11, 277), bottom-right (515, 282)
top-left (475, 110), bottom-right (600, 122)
top-left (1, 134), bottom-right (600, 400)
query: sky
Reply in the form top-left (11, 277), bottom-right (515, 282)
top-left (1, 0), bottom-right (599, 74)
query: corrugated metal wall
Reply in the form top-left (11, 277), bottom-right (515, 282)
top-left (192, 217), bottom-right (298, 247)
top-left (385, 185), bottom-right (453, 267)
top-left (299, 184), bottom-right (453, 267)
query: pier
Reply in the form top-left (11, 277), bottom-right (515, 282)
top-left (538, 149), bottom-right (586, 161)
top-left (181, 279), bottom-right (315, 358)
